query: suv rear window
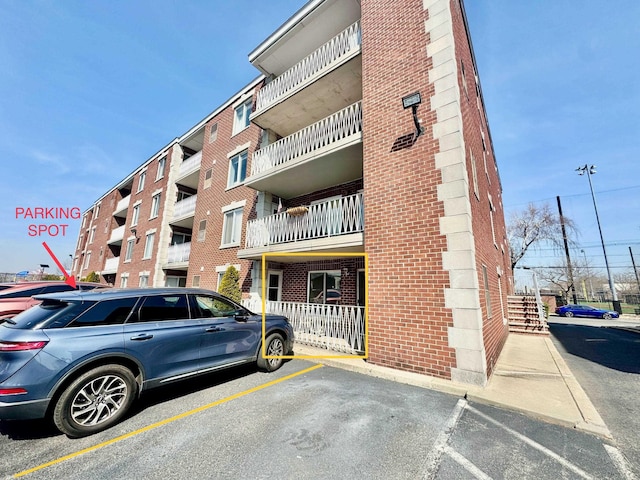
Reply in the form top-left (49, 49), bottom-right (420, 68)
top-left (68, 297), bottom-right (138, 327)
top-left (5, 300), bottom-right (94, 329)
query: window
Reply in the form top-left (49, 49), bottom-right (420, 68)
top-left (232, 99), bottom-right (252, 135)
top-left (197, 220), bottom-right (207, 242)
top-left (192, 275), bottom-right (200, 288)
top-left (489, 197), bottom-right (497, 247)
top-left (209, 123), bottom-right (218, 143)
top-left (227, 151), bottom-right (248, 188)
top-left (482, 265), bottom-right (492, 318)
top-left (137, 171), bottom-right (146, 192)
top-left (131, 204), bottom-right (140, 226)
top-left (139, 274), bottom-right (149, 288)
top-left (221, 208), bottom-right (243, 247)
top-left (267, 271), bottom-right (282, 302)
top-left (308, 271), bottom-right (342, 305)
top-left (143, 232), bottom-right (155, 259)
top-left (120, 274), bottom-right (129, 288)
top-left (170, 232), bottom-right (191, 245)
top-left (165, 276), bottom-right (187, 287)
top-left (177, 191), bottom-right (192, 202)
top-left (192, 294), bottom-right (241, 318)
top-left (94, 204), bottom-right (100, 218)
top-left (89, 227), bottom-right (96, 244)
top-left (69, 298), bottom-right (137, 327)
top-left (137, 294), bottom-right (189, 322)
top-left (470, 150), bottom-right (479, 200)
top-left (83, 252), bottom-right (91, 270)
top-left (150, 193), bottom-right (161, 219)
top-left (124, 239), bottom-right (135, 262)
top-left (204, 169), bottom-right (213, 189)
top-left (156, 157), bottom-right (166, 180)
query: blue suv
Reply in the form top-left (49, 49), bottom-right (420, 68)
top-left (0, 288), bottom-right (294, 437)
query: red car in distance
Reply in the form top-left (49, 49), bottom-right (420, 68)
top-left (0, 281), bottom-right (108, 319)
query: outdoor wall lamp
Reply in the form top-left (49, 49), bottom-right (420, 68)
top-left (402, 91), bottom-right (424, 139)
top-left (130, 227), bottom-right (137, 237)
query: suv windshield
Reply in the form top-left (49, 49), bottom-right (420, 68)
top-left (6, 299), bottom-right (94, 330)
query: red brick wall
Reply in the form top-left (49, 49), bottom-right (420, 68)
top-left (361, 0), bottom-right (456, 378)
top-left (451, 0), bottom-right (510, 377)
top-left (186, 89), bottom-right (261, 292)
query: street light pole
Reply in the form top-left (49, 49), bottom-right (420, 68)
top-left (576, 164), bottom-right (620, 313)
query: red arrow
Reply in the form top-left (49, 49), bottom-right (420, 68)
top-left (42, 241), bottom-right (77, 289)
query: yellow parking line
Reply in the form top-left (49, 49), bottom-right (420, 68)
top-left (14, 364), bottom-right (323, 478)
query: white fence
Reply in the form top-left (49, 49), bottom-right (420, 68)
top-left (251, 101), bottom-right (362, 176)
top-left (178, 150), bottom-right (202, 176)
top-left (245, 193), bottom-right (363, 249)
top-left (243, 299), bottom-right (365, 354)
top-left (172, 195), bottom-right (197, 220)
top-left (255, 21), bottom-right (361, 113)
top-left (166, 242), bottom-right (191, 264)
top-left (103, 256), bottom-right (120, 272)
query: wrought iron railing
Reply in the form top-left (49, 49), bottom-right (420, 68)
top-left (251, 101), bottom-right (362, 176)
top-left (244, 193), bottom-right (363, 249)
top-left (254, 21), bottom-right (361, 113)
top-left (243, 299), bottom-right (365, 354)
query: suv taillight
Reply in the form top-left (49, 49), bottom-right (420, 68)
top-left (0, 341), bottom-right (48, 351)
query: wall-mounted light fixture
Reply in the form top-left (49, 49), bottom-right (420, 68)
top-left (130, 227), bottom-right (137, 237)
top-left (402, 91), bottom-right (424, 139)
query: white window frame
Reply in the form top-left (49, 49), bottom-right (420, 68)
top-left (150, 192), bottom-right (161, 219)
top-left (120, 273), bottom-right (129, 288)
top-left (88, 227), bottom-right (96, 244)
top-left (227, 150), bottom-right (248, 188)
top-left (156, 156), bottom-right (166, 180)
top-left (143, 232), bottom-right (155, 259)
top-left (139, 274), bottom-right (149, 288)
top-left (197, 220), bottom-right (207, 242)
top-left (83, 252), bottom-right (92, 270)
top-left (307, 270), bottom-right (342, 304)
top-left (221, 208), bottom-right (243, 248)
top-left (131, 203), bottom-right (141, 227)
top-left (124, 239), bottom-right (135, 262)
top-left (232, 99), bottom-right (252, 136)
top-left (137, 170), bottom-right (146, 193)
top-left (266, 270), bottom-right (283, 302)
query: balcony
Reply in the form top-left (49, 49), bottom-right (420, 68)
top-left (175, 150), bottom-right (202, 190)
top-left (163, 242), bottom-right (191, 270)
top-left (251, 21), bottom-right (362, 137)
top-left (107, 225), bottom-right (126, 245)
top-left (242, 299), bottom-right (364, 354)
top-left (113, 195), bottom-right (130, 218)
top-left (245, 102), bottom-right (362, 198)
top-left (238, 193), bottom-right (364, 259)
top-left (101, 256), bottom-right (120, 275)
top-left (170, 195), bottom-right (197, 228)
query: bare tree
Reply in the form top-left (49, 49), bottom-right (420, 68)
top-left (507, 203), bottom-right (578, 271)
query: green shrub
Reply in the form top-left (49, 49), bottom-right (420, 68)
top-left (218, 265), bottom-right (241, 303)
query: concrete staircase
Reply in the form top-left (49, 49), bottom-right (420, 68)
top-left (507, 295), bottom-right (549, 335)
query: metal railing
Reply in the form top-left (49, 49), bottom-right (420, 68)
top-left (254, 21), bottom-right (361, 113)
top-left (244, 193), bottom-right (363, 249)
top-left (172, 195), bottom-right (197, 220)
top-left (251, 101), bottom-right (362, 176)
top-left (166, 242), bottom-right (191, 264)
top-left (243, 299), bottom-right (365, 354)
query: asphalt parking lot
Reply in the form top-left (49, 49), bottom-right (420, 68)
top-left (0, 359), bottom-right (629, 480)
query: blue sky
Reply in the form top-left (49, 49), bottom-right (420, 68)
top-left (1, 1), bottom-right (639, 286)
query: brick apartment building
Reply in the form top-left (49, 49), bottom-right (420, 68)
top-left (71, 0), bottom-right (512, 386)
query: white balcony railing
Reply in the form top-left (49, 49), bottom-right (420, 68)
top-left (251, 101), bottom-right (362, 176)
top-left (243, 299), bottom-right (365, 354)
top-left (102, 256), bottom-right (120, 273)
top-left (114, 195), bottom-right (130, 214)
top-left (178, 150), bottom-right (202, 177)
top-left (108, 225), bottom-right (125, 244)
top-left (245, 193), bottom-right (363, 249)
top-left (166, 242), bottom-right (191, 264)
top-left (255, 21), bottom-right (361, 113)
top-left (172, 195), bottom-right (197, 221)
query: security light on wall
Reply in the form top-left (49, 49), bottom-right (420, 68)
top-left (130, 227), bottom-right (137, 237)
top-left (402, 91), bottom-right (424, 138)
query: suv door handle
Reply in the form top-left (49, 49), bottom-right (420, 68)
top-left (205, 327), bottom-right (222, 333)
top-left (130, 334), bottom-right (154, 341)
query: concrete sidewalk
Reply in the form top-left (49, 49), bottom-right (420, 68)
top-left (294, 333), bottom-right (612, 439)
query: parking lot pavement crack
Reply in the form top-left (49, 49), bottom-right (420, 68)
top-left (422, 398), bottom-right (467, 480)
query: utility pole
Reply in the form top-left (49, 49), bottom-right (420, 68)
top-left (631, 247), bottom-right (640, 298)
top-left (557, 196), bottom-right (577, 304)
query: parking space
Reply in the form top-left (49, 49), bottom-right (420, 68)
top-left (1, 360), bottom-right (631, 479)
